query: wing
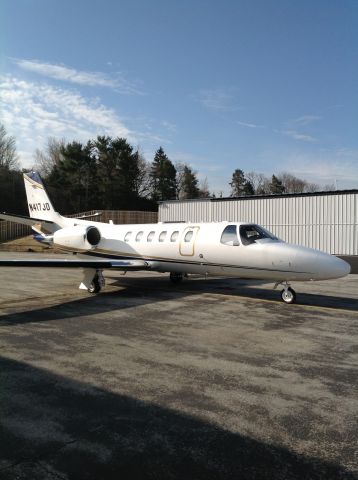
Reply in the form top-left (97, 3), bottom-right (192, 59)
top-left (0, 257), bottom-right (149, 270)
top-left (0, 254), bottom-right (150, 293)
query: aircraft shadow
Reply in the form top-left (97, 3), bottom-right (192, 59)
top-left (0, 276), bottom-right (356, 330)
top-left (107, 275), bottom-right (358, 312)
top-left (0, 287), bottom-right (190, 327)
top-left (0, 355), bottom-right (356, 480)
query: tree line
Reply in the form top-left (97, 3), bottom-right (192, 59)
top-left (0, 123), bottom-right (335, 215)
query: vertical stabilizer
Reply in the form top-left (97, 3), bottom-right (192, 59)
top-left (24, 172), bottom-right (64, 226)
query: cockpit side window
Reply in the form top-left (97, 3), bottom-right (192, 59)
top-left (239, 224), bottom-right (278, 245)
top-left (220, 225), bottom-right (240, 246)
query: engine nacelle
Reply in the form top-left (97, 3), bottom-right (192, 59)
top-left (53, 226), bottom-right (101, 251)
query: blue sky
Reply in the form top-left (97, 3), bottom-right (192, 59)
top-left (1, 0), bottom-right (357, 194)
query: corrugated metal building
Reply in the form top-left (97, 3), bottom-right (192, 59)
top-left (159, 190), bottom-right (358, 256)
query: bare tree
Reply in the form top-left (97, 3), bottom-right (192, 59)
top-left (279, 172), bottom-right (324, 193)
top-left (246, 171), bottom-right (269, 193)
top-left (34, 137), bottom-right (66, 176)
top-left (322, 183), bottom-right (336, 191)
top-left (199, 177), bottom-right (211, 198)
top-left (304, 182), bottom-right (320, 193)
top-left (134, 151), bottom-right (152, 198)
top-left (256, 178), bottom-right (272, 195)
top-left (175, 162), bottom-right (186, 199)
top-left (0, 124), bottom-right (19, 169)
top-left (278, 172), bottom-right (307, 193)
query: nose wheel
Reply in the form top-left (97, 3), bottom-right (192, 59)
top-left (275, 282), bottom-right (296, 304)
top-left (280, 285), bottom-right (296, 304)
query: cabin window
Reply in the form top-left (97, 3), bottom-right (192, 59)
top-left (147, 231), bottom-right (155, 242)
top-left (170, 231), bottom-right (179, 242)
top-left (239, 224), bottom-right (278, 245)
top-left (136, 231), bottom-right (143, 242)
top-left (184, 230), bottom-right (194, 242)
top-left (159, 231), bottom-right (167, 242)
top-left (220, 225), bottom-right (239, 246)
top-left (124, 231), bottom-right (132, 242)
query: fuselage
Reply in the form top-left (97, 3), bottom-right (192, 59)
top-left (58, 217), bottom-right (350, 282)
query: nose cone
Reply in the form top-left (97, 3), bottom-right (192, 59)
top-left (290, 245), bottom-right (351, 280)
top-left (327, 256), bottom-right (351, 278)
top-left (310, 253), bottom-right (351, 280)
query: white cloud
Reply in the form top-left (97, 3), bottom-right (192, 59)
top-left (13, 58), bottom-right (143, 95)
top-left (0, 75), bottom-right (134, 167)
top-left (197, 88), bottom-right (239, 112)
top-left (169, 151), bottom-right (202, 165)
top-left (237, 121), bottom-right (263, 129)
top-left (335, 147), bottom-right (358, 158)
top-left (162, 120), bottom-right (177, 133)
top-left (276, 151), bottom-right (358, 189)
top-left (293, 115), bottom-right (322, 125)
top-left (279, 129), bottom-right (317, 142)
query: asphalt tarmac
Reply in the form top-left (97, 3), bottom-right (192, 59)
top-left (0, 253), bottom-right (357, 479)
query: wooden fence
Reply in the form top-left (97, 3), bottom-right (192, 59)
top-left (0, 222), bottom-right (32, 243)
top-left (0, 210), bottom-right (158, 243)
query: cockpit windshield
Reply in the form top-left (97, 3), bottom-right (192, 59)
top-left (239, 224), bottom-right (279, 245)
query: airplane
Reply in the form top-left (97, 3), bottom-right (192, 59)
top-left (0, 171), bottom-right (351, 304)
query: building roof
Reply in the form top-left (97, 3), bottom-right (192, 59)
top-left (159, 189), bottom-right (358, 204)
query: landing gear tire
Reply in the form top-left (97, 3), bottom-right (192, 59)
top-left (88, 278), bottom-right (101, 294)
top-left (88, 271), bottom-right (105, 294)
top-left (170, 272), bottom-right (184, 284)
top-left (281, 287), bottom-right (296, 304)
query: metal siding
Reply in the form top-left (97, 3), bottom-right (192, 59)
top-left (159, 192), bottom-right (358, 255)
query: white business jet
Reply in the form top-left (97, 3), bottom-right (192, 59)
top-left (0, 172), bottom-right (350, 303)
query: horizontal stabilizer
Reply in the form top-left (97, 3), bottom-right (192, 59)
top-left (0, 212), bottom-right (57, 232)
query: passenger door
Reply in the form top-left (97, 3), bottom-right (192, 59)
top-left (179, 226), bottom-right (200, 256)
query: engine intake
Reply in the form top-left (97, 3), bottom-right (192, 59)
top-left (53, 225), bottom-right (101, 251)
top-left (86, 226), bottom-right (101, 246)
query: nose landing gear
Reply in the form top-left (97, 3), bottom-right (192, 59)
top-left (274, 281), bottom-right (297, 304)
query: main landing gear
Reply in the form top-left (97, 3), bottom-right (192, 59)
top-left (169, 272), bottom-right (184, 284)
top-left (88, 270), bottom-right (105, 294)
top-left (275, 281), bottom-right (297, 304)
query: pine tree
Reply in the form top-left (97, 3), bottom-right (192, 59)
top-left (230, 169), bottom-right (254, 196)
top-left (47, 140), bottom-right (96, 212)
top-left (150, 147), bottom-right (177, 201)
top-left (243, 180), bottom-right (255, 196)
top-left (178, 165), bottom-right (200, 199)
top-left (270, 174), bottom-right (285, 194)
top-left (230, 169), bottom-right (245, 196)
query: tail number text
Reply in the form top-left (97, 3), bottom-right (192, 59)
top-left (29, 203), bottom-right (51, 212)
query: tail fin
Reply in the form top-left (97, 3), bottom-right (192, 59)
top-left (24, 172), bottom-right (65, 227)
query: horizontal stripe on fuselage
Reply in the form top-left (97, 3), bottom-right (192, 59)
top-left (81, 249), bottom-right (313, 275)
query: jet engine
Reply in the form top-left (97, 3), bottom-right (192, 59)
top-left (53, 225), bottom-right (101, 251)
